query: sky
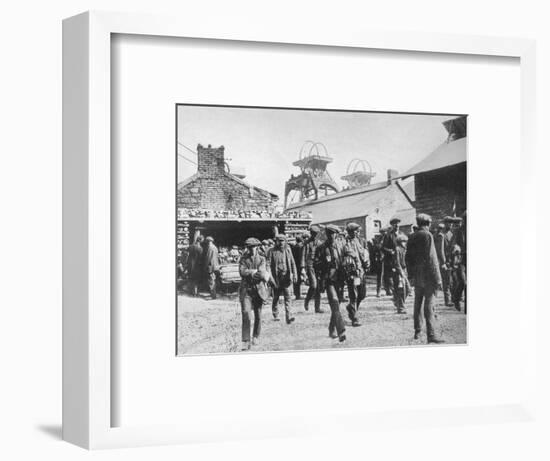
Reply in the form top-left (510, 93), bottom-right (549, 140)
top-left (177, 105), bottom-right (458, 202)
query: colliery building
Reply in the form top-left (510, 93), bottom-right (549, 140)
top-left (399, 115), bottom-right (467, 223)
top-left (177, 144), bottom-right (311, 248)
top-left (285, 170), bottom-right (416, 240)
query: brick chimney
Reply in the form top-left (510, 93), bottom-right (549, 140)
top-left (387, 169), bottom-right (399, 185)
top-left (197, 144), bottom-right (226, 178)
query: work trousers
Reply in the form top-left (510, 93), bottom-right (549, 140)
top-left (272, 285), bottom-right (292, 321)
top-left (241, 293), bottom-right (263, 342)
top-left (413, 286), bottom-right (437, 340)
top-left (206, 272), bottom-right (217, 299)
top-left (383, 262), bottom-right (394, 295)
top-left (327, 283), bottom-right (346, 337)
top-left (392, 272), bottom-right (406, 311)
top-left (304, 266), bottom-right (321, 312)
top-left (346, 279), bottom-right (366, 321)
top-left (451, 264), bottom-right (466, 312)
top-left (374, 264), bottom-right (383, 295)
top-left (441, 267), bottom-right (452, 305)
top-left (293, 271), bottom-right (302, 300)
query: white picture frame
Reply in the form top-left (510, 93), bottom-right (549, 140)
top-left (62, 10), bottom-right (537, 449)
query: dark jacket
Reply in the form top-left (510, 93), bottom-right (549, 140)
top-left (382, 230), bottom-right (399, 266)
top-left (315, 239), bottom-right (345, 285)
top-left (267, 245), bottom-right (298, 289)
top-left (290, 242), bottom-right (304, 270)
top-left (301, 239), bottom-right (318, 269)
top-left (187, 242), bottom-right (203, 279)
top-left (405, 227), bottom-right (442, 289)
top-left (239, 252), bottom-right (269, 301)
top-left (434, 230), bottom-right (453, 267)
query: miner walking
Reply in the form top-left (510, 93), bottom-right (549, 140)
top-left (302, 226), bottom-right (324, 313)
top-left (238, 237), bottom-right (270, 351)
top-left (343, 222), bottom-right (370, 327)
top-left (316, 224), bottom-right (347, 343)
top-left (268, 234), bottom-right (297, 324)
top-left (405, 214), bottom-right (445, 344)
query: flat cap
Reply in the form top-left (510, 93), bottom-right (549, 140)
top-left (346, 222), bottom-right (361, 231)
top-left (389, 217), bottom-right (401, 225)
top-left (309, 224), bottom-right (321, 233)
top-left (397, 234), bottom-right (409, 242)
top-left (275, 234), bottom-right (287, 241)
top-left (325, 224), bottom-right (341, 234)
top-left (437, 223), bottom-right (445, 229)
top-left (301, 231), bottom-right (311, 239)
top-left (245, 237), bottom-right (261, 246)
top-left (267, 239), bottom-right (274, 245)
top-left (416, 213), bottom-right (432, 224)
top-left (261, 239), bottom-right (269, 245)
top-left (205, 236), bottom-right (214, 242)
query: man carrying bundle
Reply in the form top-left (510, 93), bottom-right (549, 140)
top-left (238, 237), bottom-right (270, 351)
top-left (343, 222), bottom-right (370, 327)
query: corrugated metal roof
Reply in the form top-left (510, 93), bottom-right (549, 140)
top-left (401, 137), bottom-right (467, 178)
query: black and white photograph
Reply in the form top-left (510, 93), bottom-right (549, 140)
top-left (176, 105), bottom-right (467, 355)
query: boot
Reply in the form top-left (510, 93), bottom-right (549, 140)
top-left (428, 337), bottom-right (445, 344)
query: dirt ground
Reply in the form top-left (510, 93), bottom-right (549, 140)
top-left (177, 276), bottom-right (467, 355)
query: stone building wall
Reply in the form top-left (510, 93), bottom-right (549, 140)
top-left (178, 144), bottom-right (278, 211)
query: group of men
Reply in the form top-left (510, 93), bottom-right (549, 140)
top-left (186, 235), bottom-right (221, 299)
top-left (185, 211), bottom-right (467, 351)
top-left (237, 211), bottom-right (467, 350)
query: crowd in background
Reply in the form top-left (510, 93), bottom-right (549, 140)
top-left (178, 211), bottom-right (467, 350)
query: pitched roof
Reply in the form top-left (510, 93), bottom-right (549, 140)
top-left (400, 137), bottom-right (467, 178)
top-left (178, 172), bottom-right (278, 200)
top-left (286, 183), bottom-right (414, 225)
top-left (286, 180), bottom-right (389, 211)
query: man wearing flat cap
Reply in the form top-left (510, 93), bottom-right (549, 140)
top-left (371, 227), bottom-right (386, 297)
top-left (392, 234), bottom-right (410, 314)
top-left (434, 217), bottom-right (455, 306)
top-left (203, 236), bottom-right (220, 300)
top-left (301, 225), bottom-right (324, 313)
top-left (239, 238), bottom-right (270, 350)
top-left (343, 222), bottom-right (370, 327)
top-left (405, 214), bottom-right (445, 344)
top-left (382, 217), bottom-right (402, 296)
top-left (259, 239), bottom-right (270, 258)
top-left (315, 224), bottom-right (347, 342)
top-left (267, 234), bottom-right (298, 324)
